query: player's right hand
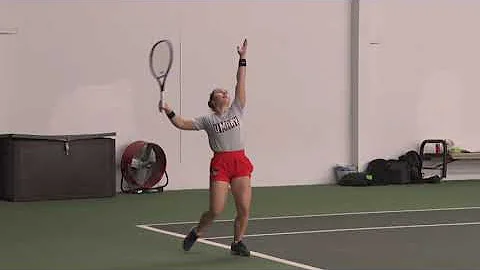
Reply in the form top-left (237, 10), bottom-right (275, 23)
top-left (159, 101), bottom-right (172, 114)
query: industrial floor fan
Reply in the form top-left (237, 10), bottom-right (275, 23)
top-left (120, 141), bottom-right (169, 193)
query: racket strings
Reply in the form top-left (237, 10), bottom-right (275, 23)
top-left (150, 41), bottom-right (172, 78)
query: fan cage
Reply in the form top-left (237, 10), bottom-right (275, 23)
top-left (120, 141), bottom-right (168, 193)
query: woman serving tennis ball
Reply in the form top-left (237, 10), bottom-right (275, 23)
top-left (160, 38), bottom-right (253, 256)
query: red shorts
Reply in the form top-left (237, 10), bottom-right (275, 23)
top-left (210, 150), bottom-right (254, 183)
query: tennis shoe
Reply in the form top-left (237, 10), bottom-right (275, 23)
top-left (182, 228), bottom-right (198, 251)
top-left (230, 241), bottom-right (250, 257)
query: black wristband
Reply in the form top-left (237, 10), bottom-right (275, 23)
top-left (239, 58), bottom-right (247, 67)
top-left (166, 111), bottom-right (176, 119)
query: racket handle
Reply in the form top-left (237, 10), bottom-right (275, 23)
top-left (159, 92), bottom-right (164, 113)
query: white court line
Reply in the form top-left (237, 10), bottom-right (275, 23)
top-left (136, 224), bottom-right (325, 270)
top-left (136, 207), bottom-right (480, 270)
top-left (142, 206), bottom-right (480, 226)
top-left (204, 221), bottom-right (480, 240)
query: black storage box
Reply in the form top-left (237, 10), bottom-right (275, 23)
top-left (0, 133), bottom-right (116, 201)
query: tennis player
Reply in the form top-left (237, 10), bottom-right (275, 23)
top-left (160, 38), bottom-right (252, 256)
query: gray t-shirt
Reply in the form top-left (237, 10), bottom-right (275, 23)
top-left (192, 99), bottom-right (245, 152)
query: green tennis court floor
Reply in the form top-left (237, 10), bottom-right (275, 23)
top-left (2, 180), bottom-right (480, 270)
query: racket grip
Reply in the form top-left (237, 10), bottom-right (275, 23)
top-left (159, 92), bottom-right (164, 112)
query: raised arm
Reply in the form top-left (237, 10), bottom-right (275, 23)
top-left (161, 102), bottom-right (197, 131)
top-left (234, 38), bottom-right (247, 109)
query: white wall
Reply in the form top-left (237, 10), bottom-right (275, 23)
top-left (0, 3), bottom-right (18, 133)
top-left (3, 1), bottom-right (479, 189)
top-left (0, 1), bottom-right (352, 190)
top-left (357, 0), bottom-right (480, 179)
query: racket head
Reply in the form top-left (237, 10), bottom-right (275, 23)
top-left (149, 39), bottom-right (173, 82)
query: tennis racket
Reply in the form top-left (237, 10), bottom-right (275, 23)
top-left (149, 39), bottom-right (173, 112)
